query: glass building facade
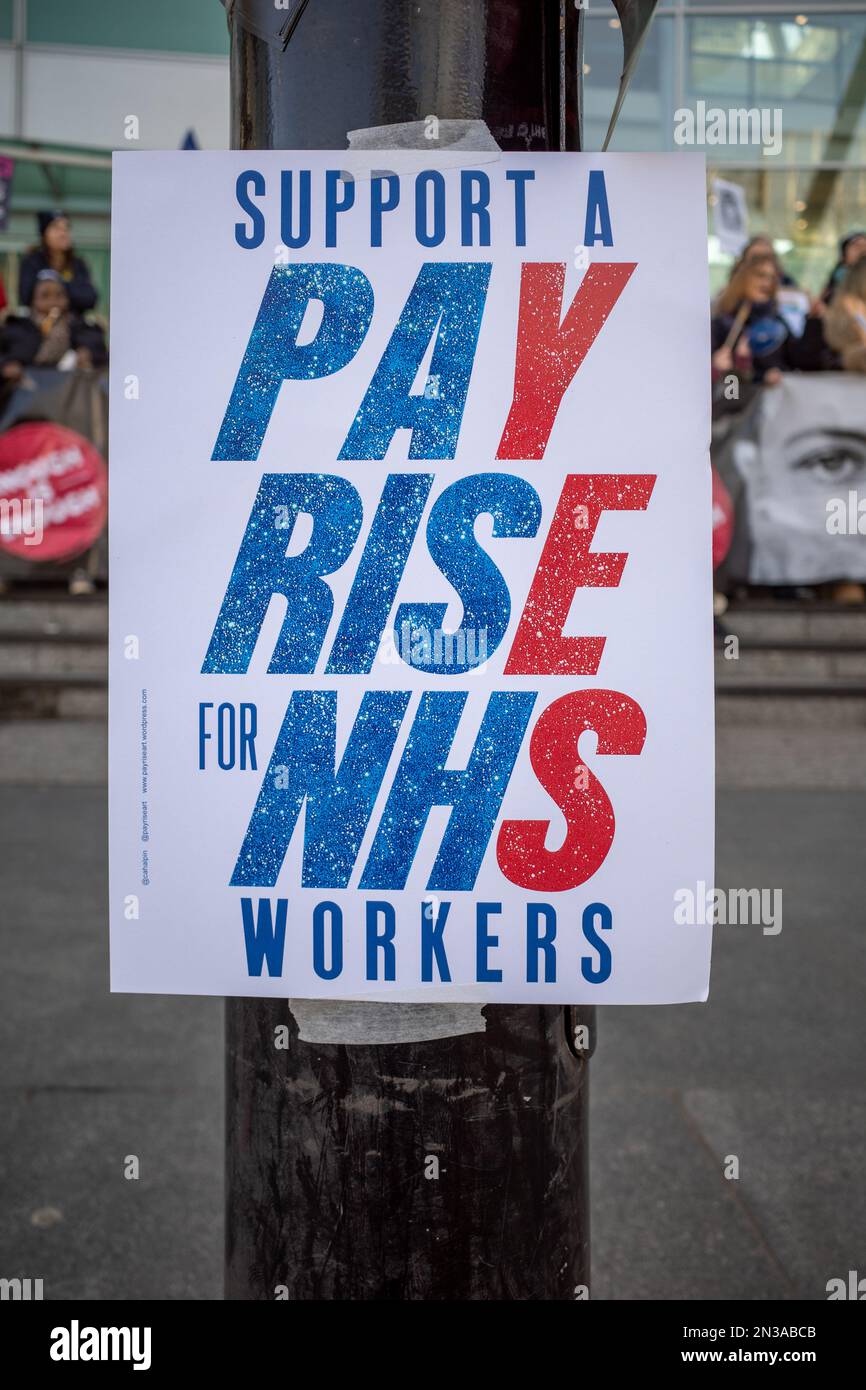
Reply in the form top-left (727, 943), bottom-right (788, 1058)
top-left (1, 2), bottom-right (865, 306)
top-left (584, 3), bottom-right (866, 293)
top-left (0, 0), bottom-right (229, 310)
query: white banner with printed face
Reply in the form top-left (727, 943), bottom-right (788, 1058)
top-left (108, 150), bottom-right (714, 1003)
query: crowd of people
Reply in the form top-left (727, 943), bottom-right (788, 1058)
top-left (0, 211), bottom-right (107, 413)
top-left (0, 211), bottom-right (108, 597)
top-left (711, 230), bottom-right (866, 607)
top-left (711, 230), bottom-right (866, 389)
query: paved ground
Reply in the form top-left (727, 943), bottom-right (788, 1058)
top-left (0, 787), bottom-right (222, 1300)
top-left (0, 782), bottom-right (863, 1299)
top-left (593, 788), bottom-right (866, 1300)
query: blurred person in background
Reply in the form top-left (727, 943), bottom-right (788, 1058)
top-left (720, 237), bottom-right (821, 343)
top-left (820, 230), bottom-right (866, 305)
top-left (729, 235), bottom-right (798, 289)
top-left (824, 258), bottom-right (866, 375)
top-left (713, 255), bottom-right (784, 387)
top-left (711, 254), bottom-right (824, 390)
top-left (18, 210), bottom-right (98, 315)
top-left (0, 270), bottom-right (107, 403)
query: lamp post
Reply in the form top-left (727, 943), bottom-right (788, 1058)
top-left (222, 0), bottom-right (595, 1302)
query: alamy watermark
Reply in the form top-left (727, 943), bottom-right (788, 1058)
top-left (674, 882), bottom-right (783, 935)
top-left (827, 1270), bottom-right (866, 1299)
top-left (378, 622), bottom-right (489, 670)
top-left (826, 491), bottom-right (866, 535)
top-left (49, 1322), bottom-right (151, 1371)
top-left (0, 497), bottom-right (43, 546)
top-left (0, 1276), bottom-right (43, 1300)
top-left (674, 102), bottom-right (782, 158)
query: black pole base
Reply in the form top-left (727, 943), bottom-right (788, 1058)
top-left (225, 1001), bottom-right (590, 1300)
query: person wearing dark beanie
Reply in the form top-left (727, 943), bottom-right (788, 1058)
top-left (820, 229), bottom-right (866, 303)
top-left (18, 210), bottom-right (98, 314)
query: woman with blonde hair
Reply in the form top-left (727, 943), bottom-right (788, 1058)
top-left (712, 254), bottom-right (828, 389)
top-left (712, 254), bottom-right (787, 385)
top-left (728, 235), bottom-right (797, 288)
top-left (823, 258), bottom-right (866, 374)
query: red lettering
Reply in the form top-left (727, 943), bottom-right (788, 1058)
top-left (496, 262), bottom-right (636, 460)
top-left (505, 473), bottom-right (655, 676)
top-left (496, 690), bottom-right (647, 892)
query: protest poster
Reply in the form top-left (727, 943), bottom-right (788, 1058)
top-left (108, 150), bottom-right (713, 1003)
top-left (711, 176), bottom-right (748, 256)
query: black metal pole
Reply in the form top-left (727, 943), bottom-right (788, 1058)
top-left (223, 0), bottom-right (593, 1302)
top-left (226, 0), bottom-right (581, 154)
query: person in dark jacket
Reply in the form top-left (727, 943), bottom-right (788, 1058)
top-left (820, 230), bottom-right (866, 304)
top-left (18, 210), bottom-right (98, 314)
top-left (0, 271), bottom-right (107, 392)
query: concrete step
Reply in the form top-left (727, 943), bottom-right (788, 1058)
top-left (0, 596), bottom-right (107, 640)
top-left (725, 602), bottom-right (866, 644)
top-left (716, 642), bottom-right (866, 683)
top-left (716, 605), bottom-right (866, 725)
top-left (0, 598), bottom-right (109, 716)
top-left (0, 674), bottom-right (107, 720)
top-left (0, 638), bottom-right (107, 678)
top-left (715, 682), bottom-right (866, 728)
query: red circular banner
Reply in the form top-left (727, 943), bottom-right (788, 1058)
top-left (0, 421), bottom-right (107, 563)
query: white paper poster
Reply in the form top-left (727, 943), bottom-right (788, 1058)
top-left (712, 177), bottom-right (749, 256)
top-left (109, 150), bottom-right (714, 1003)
